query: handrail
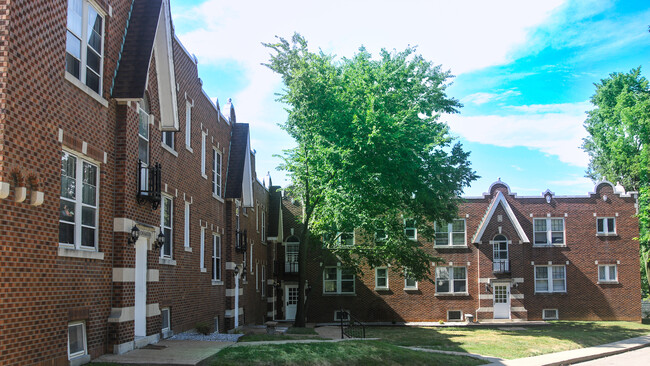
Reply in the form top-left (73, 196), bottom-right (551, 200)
top-left (340, 310), bottom-right (365, 339)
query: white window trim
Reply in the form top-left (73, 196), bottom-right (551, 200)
top-left (598, 264), bottom-right (618, 283)
top-left (261, 211), bottom-right (266, 243)
top-left (200, 227), bottom-right (206, 271)
top-left (212, 234), bottom-right (222, 283)
top-left (404, 219), bottom-right (417, 240)
top-left (65, 0), bottom-right (106, 100)
top-left (375, 267), bottom-right (389, 290)
top-left (323, 266), bottom-right (356, 295)
top-left (434, 219), bottom-right (467, 247)
top-left (337, 232), bottom-right (355, 247)
top-left (404, 270), bottom-right (418, 290)
top-left (334, 310), bottom-right (350, 321)
top-left (533, 218), bottom-right (566, 247)
top-left (68, 321), bottom-right (87, 360)
top-left (534, 265), bottom-right (567, 293)
top-left (542, 308), bottom-right (559, 320)
top-left (261, 265), bottom-right (266, 297)
top-left (201, 131), bottom-right (207, 178)
top-left (212, 147), bottom-right (223, 201)
top-left (435, 266), bottom-right (468, 295)
top-left (596, 217), bottom-right (617, 236)
top-left (256, 204), bottom-right (260, 232)
top-left (59, 150), bottom-right (100, 251)
top-left (185, 100), bottom-right (193, 151)
top-left (255, 263), bottom-right (259, 291)
top-left (161, 308), bottom-right (171, 331)
top-left (184, 202), bottom-right (191, 249)
top-left (447, 310), bottom-right (463, 322)
top-left (160, 195), bottom-right (173, 259)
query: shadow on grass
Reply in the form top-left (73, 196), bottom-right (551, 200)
top-left (364, 321), bottom-right (650, 359)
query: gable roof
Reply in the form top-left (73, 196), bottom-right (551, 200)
top-left (471, 191), bottom-right (530, 243)
top-left (225, 123), bottom-right (253, 206)
top-left (267, 186), bottom-right (283, 241)
top-left (111, 0), bottom-right (179, 131)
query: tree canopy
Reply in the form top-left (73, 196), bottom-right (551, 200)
top-left (581, 67), bottom-right (650, 298)
top-left (264, 34), bottom-right (478, 324)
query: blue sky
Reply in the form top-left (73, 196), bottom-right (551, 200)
top-left (169, 0), bottom-right (650, 196)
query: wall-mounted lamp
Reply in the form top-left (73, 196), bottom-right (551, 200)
top-left (273, 280), bottom-right (281, 290)
top-left (485, 283), bottom-right (491, 292)
top-left (154, 230), bottom-right (165, 250)
top-left (305, 280), bottom-right (312, 295)
top-left (234, 265), bottom-right (240, 276)
top-left (128, 225), bottom-right (140, 245)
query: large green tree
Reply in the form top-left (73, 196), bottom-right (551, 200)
top-left (264, 34), bottom-right (477, 326)
top-left (582, 67), bottom-right (650, 298)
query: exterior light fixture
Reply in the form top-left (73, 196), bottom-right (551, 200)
top-left (234, 265), bottom-right (240, 276)
top-left (128, 225), bottom-right (140, 245)
top-left (154, 230), bottom-right (165, 250)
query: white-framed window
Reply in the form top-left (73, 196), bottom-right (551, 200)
top-left (404, 270), bottom-right (418, 290)
top-left (59, 151), bottom-right (99, 250)
top-left (337, 232), bottom-right (354, 247)
top-left (542, 309), bottom-right (558, 320)
top-left (256, 204), bottom-right (260, 232)
top-left (598, 264), bottom-right (617, 283)
top-left (597, 217), bottom-right (616, 235)
top-left (255, 262), bottom-right (259, 291)
top-left (65, 0), bottom-right (104, 94)
top-left (535, 265), bottom-right (566, 293)
top-left (160, 196), bottom-right (173, 258)
top-left (212, 149), bottom-right (222, 197)
top-left (434, 219), bottom-right (466, 246)
top-left (261, 211), bottom-right (266, 242)
top-left (162, 130), bottom-right (174, 150)
top-left (250, 244), bottom-right (254, 273)
top-left (404, 219), bottom-right (417, 240)
top-left (68, 321), bottom-right (87, 360)
top-left (201, 132), bottom-right (207, 177)
top-left (323, 266), bottom-right (355, 294)
top-left (200, 227), bottom-right (206, 270)
top-left (161, 308), bottom-right (170, 332)
top-left (334, 310), bottom-right (350, 321)
top-left (435, 266), bottom-right (467, 294)
top-left (185, 101), bottom-right (192, 150)
top-left (533, 218), bottom-right (565, 246)
top-left (375, 267), bottom-right (388, 290)
top-left (261, 265), bottom-right (266, 297)
top-left (212, 234), bottom-right (221, 281)
top-left (137, 97), bottom-right (151, 192)
top-left (447, 310), bottom-right (463, 321)
top-left (184, 202), bottom-right (190, 248)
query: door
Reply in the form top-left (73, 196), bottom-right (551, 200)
top-left (284, 285), bottom-right (298, 320)
top-left (493, 284), bottom-right (510, 319)
top-left (134, 237), bottom-right (147, 337)
top-left (493, 235), bottom-right (509, 273)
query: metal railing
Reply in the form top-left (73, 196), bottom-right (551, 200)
top-left (340, 310), bottom-right (365, 339)
top-left (493, 260), bottom-right (510, 274)
top-left (136, 160), bottom-right (161, 209)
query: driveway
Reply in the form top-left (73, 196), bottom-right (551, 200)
top-left (575, 346), bottom-right (650, 365)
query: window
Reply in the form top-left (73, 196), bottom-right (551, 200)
top-left (184, 202), bottom-right (190, 248)
top-left (533, 218), bottom-right (565, 246)
top-left (212, 149), bottom-right (222, 197)
top-left (68, 322), bottom-right (87, 360)
top-left (535, 265), bottom-right (566, 293)
top-left (185, 101), bottom-right (192, 149)
top-left (337, 232), bottom-right (354, 247)
top-left (138, 98), bottom-right (150, 191)
top-left (404, 219), bottom-right (417, 240)
top-left (212, 234), bottom-right (221, 281)
top-left (323, 267), bottom-right (355, 294)
top-left (404, 270), bottom-right (418, 290)
top-left (161, 308), bottom-right (170, 332)
top-left (598, 264), bottom-right (617, 282)
top-left (542, 309), bottom-right (558, 320)
top-left (162, 130), bottom-right (174, 150)
top-left (435, 219), bottom-right (466, 246)
top-left (59, 151), bottom-right (99, 250)
top-left (435, 266), bottom-right (467, 294)
top-left (200, 227), bottom-right (205, 270)
top-left (334, 310), bottom-right (350, 321)
top-left (160, 196), bottom-right (173, 258)
top-left (65, 0), bottom-right (104, 94)
top-left (375, 267), bottom-right (388, 290)
top-left (201, 132), bottom-right (207, 177)
top-left (261, 211), bottom-right (266, 242)
top-left (261, 265), bottom-right (266, 297)
top-left (255, 263), bottom-right (259, 291)
top-left (447, 310), bottom-right (463, 321)
top-left (597, 218), bottom-right (616, 235)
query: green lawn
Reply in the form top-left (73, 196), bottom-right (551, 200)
top-left (210, 340), bottom-right (486, 366)
top-left (365, 321), bottom-right (650, 359)
top-left (237, 334), bottom-right (327, 342)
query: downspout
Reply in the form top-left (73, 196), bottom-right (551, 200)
top-left (234, 271), bottom-right (240, 328)
top-left (476, 241), bottom-right (480, 322)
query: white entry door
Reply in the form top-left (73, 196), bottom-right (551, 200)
top-left (285, 285), bottom-right (298, 320)
top-left (134, 238), bottom-right (147, 337)
top-left (493, 284), bottom-right (510, 319)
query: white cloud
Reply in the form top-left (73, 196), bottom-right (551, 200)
top-left (445, 101), bottom-right (590, 167)
top-left (463, 90), bottom-right (521, 105)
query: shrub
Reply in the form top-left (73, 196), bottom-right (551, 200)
top-left (196, 322), bottom-right (211, 335)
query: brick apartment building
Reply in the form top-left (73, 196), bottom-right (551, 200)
top-left (274, 180), bottom-right (641, 324)
top-left (0, 1), bottom-right (276, 365)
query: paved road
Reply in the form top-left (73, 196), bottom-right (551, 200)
top-left (576, 346), bottom-right (650, 365)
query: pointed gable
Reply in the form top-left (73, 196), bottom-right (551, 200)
top-left (472, 191), bottom-right (530, 244)
top-left (225, 123), bottom-right (253, 206)
top-left (111, 0), bottom-right (179, 131)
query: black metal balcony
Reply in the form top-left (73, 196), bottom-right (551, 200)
top-left (137, 160), bottom-right (161, 209)
top-left (273, 260), bottom-right (299, 275)
top-left (493, 260), bottom-right (510, 274)
top-left (235, 229), bottom-right (247, 253)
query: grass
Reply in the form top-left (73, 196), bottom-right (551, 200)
top-left (286, 327), bottom-right (318, 335)
top-left (237, 334), bottom-right (326, 342)
top-left (365, 321), bottom-right (650, 359)
top-left (209, 340), bottom-right (487, 366)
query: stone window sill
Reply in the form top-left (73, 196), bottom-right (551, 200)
top-left (435, 292), bottom-right (469, 297)
top-left (596, 233), bottom-right (618, 237)
top-left (597, 281), bottom-right (619, 284)
top-left (201, 268), bottom-right (207, 273)
top-left (161, 143), bottom-right (178, 157)
top-left (58, 246), bottom-right (105, 260)
top-left (159, 257), bottom-right (177, 266)
top-left (322, 293), bottom-right (356, 296)
top-left (375, 287), bottom-right (389, 291)
top-left (65, 72), bottom-right (108, 107)
top-left (212, 280), bottom-right (224, 286)
top-left (434, 245), bottom-right (468, 249)
top-left (184, 246), bottom-right (193, 252)
top-left (213, 194), bottom-right (224, 203)
top-left (532, 244), bottom-right (566, 248)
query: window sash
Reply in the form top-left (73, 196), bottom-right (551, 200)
top-left (404, 219), bottom-right (417, 240)
top-left (60, 151), bottom-right (98, 250)
top-left (200, 227), bottom-right (205, 269)
top-left (212, 235), bottom-right (221, 281)
top-left (65, 0), bottom-right (103, 93)
top-left (535, 265), bottom-right (566, 293)
top-left (68, 322), bottom-right (86, 359)
top-left (435, 266), bottom-right (467, 293)
top-left (323, 267), bottom-right (355, 294)
top-left (533, 218), bottom-right (565, 245)
top-left (375, 268), bottom-right (388, 288)
top-left (185, 102), bottom-right (192, 148)
top-left (184, 202), bottom-right (190, 248)
top-left (161, 196), bottom-right (173, 258)
top-left (201, 133), bottom-right (206, 176)
top-left (435, 219), bottom-right (466, 246)
top-left (261, 266), bottom-right (266, 296)
top-left (213, 149), bottom-right (222, 196)
top-left (597, 218), bottom-right (616, 234)
top-left (598, 265), bottom-right (617, 282)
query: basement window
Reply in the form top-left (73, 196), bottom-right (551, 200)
top-left (447, 310), bottom-right (463, 322)
top-left (542, 309), bottom-right (558, 320)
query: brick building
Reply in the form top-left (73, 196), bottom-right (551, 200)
top-left (0, 1), bottom-right (274, 365)
top-left (273, 180), bottom-right (641, 324)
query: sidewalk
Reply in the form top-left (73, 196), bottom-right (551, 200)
top-left (92, 340), bottom-right (234, 366)
top-left (486, 334), bottom-right (650, 366)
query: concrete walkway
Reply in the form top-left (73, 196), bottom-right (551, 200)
top-left (92, 340), bottom-right (234, 366)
